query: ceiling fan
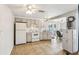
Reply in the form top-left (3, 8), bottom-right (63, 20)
top-left (24, 4), bottom-right (45, 14)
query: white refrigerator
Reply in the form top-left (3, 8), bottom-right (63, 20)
top-left (15, 22), bottom-right (27, 45)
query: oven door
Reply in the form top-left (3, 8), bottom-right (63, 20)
top-left (32, 32), bottom-right (39, 42)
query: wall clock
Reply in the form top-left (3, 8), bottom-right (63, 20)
top-left (67, 16), bottom-right (75, 22)
top-left (67, 16), bottom-right (75, 29)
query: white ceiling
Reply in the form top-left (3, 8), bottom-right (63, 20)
top-left (7, 4), bottom-right (77, 19)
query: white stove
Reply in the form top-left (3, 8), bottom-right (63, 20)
top-left (32, 32), bottom-right (39, 42)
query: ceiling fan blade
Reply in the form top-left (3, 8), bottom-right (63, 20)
top-left (38, 10), bottom-right (45, 13)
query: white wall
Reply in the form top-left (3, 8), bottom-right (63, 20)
top-left (0, 5), bottom-right (14, 55)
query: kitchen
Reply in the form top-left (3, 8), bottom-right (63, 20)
top-left (14, 17), bottom-right (51, 45)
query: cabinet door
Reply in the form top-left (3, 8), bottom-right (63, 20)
top-left (26, 32), bottom-right (32, 42)
top-left (16, 31), bottom-right (26, 44)
top-left (67, 30), bottom-right (73, 53)
top-left (72, 30), bottom-right (78, 52)
top-left (42, 31), bottom-right (48, 39)
top-left (62, 30), bottom-right (68, 50)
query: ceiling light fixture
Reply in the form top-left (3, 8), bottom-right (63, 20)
top-left (25, 4), bottom-right (37, 14)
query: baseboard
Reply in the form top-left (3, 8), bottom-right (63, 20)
top-left (10, 45), bottom-right (14, 55)
top-left (27, 41), bottom-right (32, 43)
top-left (40, 39), bottom-right (51, 41)
top-left (15, 43), bottom-right (26, 46)
top-left (63, 49), bottom-right (78, 55)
